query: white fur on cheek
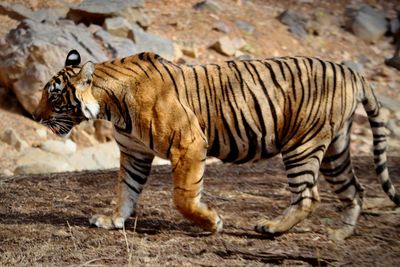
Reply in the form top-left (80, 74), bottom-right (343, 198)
top-left (82, 101), bottom-right (100, 119)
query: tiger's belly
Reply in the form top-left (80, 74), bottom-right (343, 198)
top-left (206, 130), bottom-right (280, 163)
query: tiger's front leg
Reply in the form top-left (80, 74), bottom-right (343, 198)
top-left (171, 136), bottom-right (223, 233)
top-left (90, 150), bottom-right (154, 229)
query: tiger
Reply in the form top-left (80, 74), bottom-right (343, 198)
top-left (33, 49), bottom-right (399, 240)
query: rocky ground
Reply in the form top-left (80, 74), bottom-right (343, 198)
top-left (0, 0), bottom-right (400, 266)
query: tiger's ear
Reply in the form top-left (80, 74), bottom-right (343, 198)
top-left (78, 61), bottom-right (95, 84)
top-left (65, 49), bottom-right (81, 66)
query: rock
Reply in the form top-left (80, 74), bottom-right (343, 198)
top-left (278, 9), bottom-right (308, 39)
top-left (0, 20), bottom-right (108, 114)
top-left (119, 7), bottom-right (152, 30)
top-left (342, 60), bottom-right (364, 74)
top-left (177, 42), bottom-right (199, 58)
top-left (210, 36), bottom-right (237, 56)
top-left (70, 121), bottom-right (98, 147)
top-left (0, 2), bottom-right (68, 22)
top-left (103, 17), bottom-right (132, 38)
top-left (39, 139), bottom-right (77, 155)
top-left (70, 128), bottom-right (99, 147)
top-left (152, 157), bottom-right (170, 165)
top-left (14, 147), bottom-right (74, 174)
top-left (66, 141), bottom-right (120, 171)
top-left (235, 20), bottom-right (254, 34)
top-left (231, 37), bottom-right (247, 50)
top-left (192, 1), bottom-right (221, 12)
top-left (93, 120), bottom-right (114, 143)
top-left (306, 11), bottom-right (334, 36)
top-left (67, 0), bottom-right (144, 25)
top-left (0, 169), bottom-right (13, 177)
top-left (0, 128), bottom-right (29, 152)
top-left (345, 5), bottom-right (388, 43)
top-left (128, 24), bottom-right (176, 60)
top-left (36, 128), bottom-right (48, 139)
top-left (95, 29), bottom-right (138, 58)
top-left (213, 21), bottom-right (230, 33)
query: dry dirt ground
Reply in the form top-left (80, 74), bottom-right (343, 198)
top-left (1, 157), bottom-right (399, 266)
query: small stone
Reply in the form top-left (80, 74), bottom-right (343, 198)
top-left (0, 169), bottom-right (13, 177)
top-left (178, 42), bottom-right (199, 58)
top-left (103, 17), bottom-right (132, 38)
top-left (213, 21), bottom-right (230, 33)
top-left (210, 36), bottom-right (236, 56)
top-left (36, 128), bottom-right (47, 138)
top-left (39, 139), bottom-right (77, 155)
top-left (278, 10), bottom-right (308, 39)
top-left (235, 20), bottom-right (254, 34)
top-left (231, 37), bottom-right (247, 50)
top-left (0, 128), bottom-right (29, 152)
top-left (192, 0), bottom-right (221, 12)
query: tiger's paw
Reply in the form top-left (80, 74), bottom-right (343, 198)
top-left (89, 214), bottom-right (125, 229)
top-left (254, 219), bottom-right (285, 236)
top-left (327, 225), bottom-right (355, 242)
top-left (212, 215), bottom-right (223, 233)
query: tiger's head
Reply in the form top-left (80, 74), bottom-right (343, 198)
top-left (33, 50), bottom-right (99, 136)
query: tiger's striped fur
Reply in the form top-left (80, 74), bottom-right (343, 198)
top-left (34, 50), bottom-right (399, 240)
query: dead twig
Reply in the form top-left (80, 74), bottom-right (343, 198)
top-left (122, 225), bottom-right (132, 265)
top-left (76, 257), bottom-right (115, 267)
top-left (66, 220), bottom-right (77, 251)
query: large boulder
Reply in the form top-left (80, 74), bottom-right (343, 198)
top-left (0, 2), bottom-right (68, 22)
top-left (0, 19), bottom-right (108, 114)
top-left (67, 0), bottom-right (144, 25)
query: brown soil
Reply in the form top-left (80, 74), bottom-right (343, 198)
top-left (1, 157), bottom-right (399, 266)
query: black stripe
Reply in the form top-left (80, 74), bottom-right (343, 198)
top-left (235, 111), bottom-right (258, 163)
top-left (375, 162), bottom-right (387, 175)
top-left (320, 158), bottom-right (351, 177)
top-left (334, 176), bottom-right (356, 194)
top-left (382, 179), bottom-right (391, 192)
top-left (123, 179), bottom-right (141, 194)
top-left (369, 120), bottom-right (385, 127)
top-left (149, 120), bottom-right (154, 150)
top-left (123, 165), bottom-right (147, 185)
top-left (148, 57), bottom-right (165, 82)
top-left (287, 170), bottom-right (315, 180)
top-left (166, 131), bottom-right (176, 159)
top-left (132, 62), bottom-right (150, 78)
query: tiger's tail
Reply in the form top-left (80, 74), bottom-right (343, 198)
top-left (361, 78), bottom-right (400, 206)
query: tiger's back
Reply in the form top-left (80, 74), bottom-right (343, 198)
top-left (171, 56), bottom-right (361, 163)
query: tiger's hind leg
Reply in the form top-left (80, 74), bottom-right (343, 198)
top-left (320, 123), bottom-right (364, 241)
top-left (90, 150), bottom-right (154, 229)
top-left (255, 141), bottom-right (328, 235)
